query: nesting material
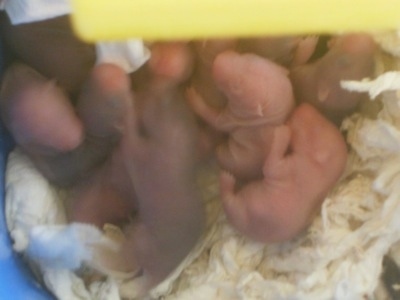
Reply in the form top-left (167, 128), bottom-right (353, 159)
top-left (5, 31), bottom-right (400, 300)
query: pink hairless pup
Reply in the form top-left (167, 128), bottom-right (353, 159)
top-left (188, 50), bottom-right (295, 180)
top-left (65, 43), bottom-right (206, 287)
top-left (1, 29), bottom-right (206, 289)
top-left (188, 35), bottom-right (320, 180)
top-left (188, 33), bottom-right (376, 243)
top-left (220, 103), bottom-right (347, 242)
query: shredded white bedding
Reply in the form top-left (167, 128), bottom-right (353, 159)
top-left (5, 31), bottom-right (400, 300)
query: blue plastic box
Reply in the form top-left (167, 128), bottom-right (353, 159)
top-left (0, 124), bottom-right (55, 299)
top-left (0, 39), bottom-right (54, 299)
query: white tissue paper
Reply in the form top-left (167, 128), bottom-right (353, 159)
top-left (5, 150), bottom-right (124, 300)
top-left (96, 41), bottom-right (151, 74)
top-left (25, 223), bottom-right (116, 270)
top-left (1, 0), bottom-right (71, 25)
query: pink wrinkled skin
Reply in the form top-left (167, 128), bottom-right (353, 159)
top-left (220, 103), bottom-right (348, 242)
top-left (188, 33), bottom-right (377, 243)
top-left (188, 51), bottom-right (295, 180)
top-left (190, 51), bottom-right (294, 130)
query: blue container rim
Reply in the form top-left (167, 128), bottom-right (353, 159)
top-left (0, 122), bottom-right (55, 299)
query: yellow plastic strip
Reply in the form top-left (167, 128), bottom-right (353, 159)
top-left (71, 0), bottom-right (400, 42)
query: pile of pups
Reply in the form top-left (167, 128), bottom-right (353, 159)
top-left (4, 23), bottom-right (400, 300)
